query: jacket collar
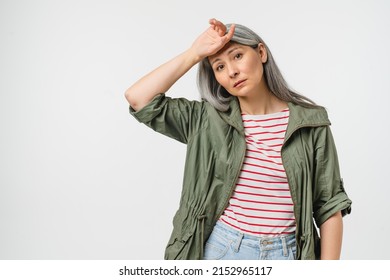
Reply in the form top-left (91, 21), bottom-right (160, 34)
top-left (216, 97), bottom-right (245, 134)
top-left (285, 102), bottom-right (331, 142)
top-left (217, 97), bottom-right (331, 138)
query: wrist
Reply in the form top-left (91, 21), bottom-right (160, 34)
top-left (185, 47), bottom-right (203, 65)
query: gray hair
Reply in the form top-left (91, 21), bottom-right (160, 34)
top-left (197, 23), bottom-right (319, 111)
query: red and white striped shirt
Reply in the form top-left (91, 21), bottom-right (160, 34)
top-left (219, 108), bottom-right (296, 236)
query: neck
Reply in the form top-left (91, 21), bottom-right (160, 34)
top-left (238, 90), bottom-right (287, 115)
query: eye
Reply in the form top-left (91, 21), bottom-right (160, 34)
top-left (234, 53), bottom-right (243, 60)
top-left (215, 64), bottom-right (224, 71)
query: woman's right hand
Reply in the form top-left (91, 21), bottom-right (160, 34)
top-left (125, 19), bottom-right (235, 111)
top-left (190, 18), bottom-right (235, 61)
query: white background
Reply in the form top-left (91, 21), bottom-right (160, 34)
top-left (0, 0), bottom-right (389, 259)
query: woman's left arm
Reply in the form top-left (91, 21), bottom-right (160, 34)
top-left (312, 124), bottom-right (351, 259)
top-left (319, 211), bottom-right (343, 259)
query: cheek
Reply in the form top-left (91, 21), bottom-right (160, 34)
top-left (215, 75), bottom-right (228, 88)
top-left (248, 60), bottom-right (262, 72)
top-left (247, 62), bottom-right (264, 80)
top-left (242, 56), bottom-right (263, 76)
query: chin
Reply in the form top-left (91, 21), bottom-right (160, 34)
top-left (231, 90), bottom-right (251, 98)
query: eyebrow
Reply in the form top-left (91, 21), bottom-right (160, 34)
top-left (210, 47), bottom-right (240, 66)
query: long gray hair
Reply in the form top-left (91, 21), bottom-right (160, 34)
top-left (197, 23), bottom-right (319, 111)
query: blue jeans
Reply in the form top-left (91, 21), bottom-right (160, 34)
top-left (203, 221), bottom-right (297, 260)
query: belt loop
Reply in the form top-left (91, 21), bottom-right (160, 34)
top-left (233, 232), bottom-right (244, 252)
top-left (281, 236), bottom-right (288, 257)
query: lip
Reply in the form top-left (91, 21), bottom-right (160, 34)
top-left (233, 79), bottom-right (247, 88)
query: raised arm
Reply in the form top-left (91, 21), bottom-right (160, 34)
top-left (125, 19), bottom-right (235, 111)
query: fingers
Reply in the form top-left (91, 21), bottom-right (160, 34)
top-left (209, 18), bottom-right (226, 36)
top-left (209, 19), bottom-right (235, 40)
top-left (209, 18), bottom-right (221, 26)
top-left (225, 23), bottom-right (235, 41)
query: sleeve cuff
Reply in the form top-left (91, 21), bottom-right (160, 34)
top-left (313, 192), bottom-right (352, 226)
top-left (129, 93), bottom-right (167, 123)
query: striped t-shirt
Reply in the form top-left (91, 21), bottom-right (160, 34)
top-left (219, 108), bottom-right (296, 236)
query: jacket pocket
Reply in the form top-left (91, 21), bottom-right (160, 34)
top-left (214, 157), bottom-right (225, 180)
top-left (164, 230), bottom-right (193, 260)
top-left (298, 232), bottom-right (320, 260)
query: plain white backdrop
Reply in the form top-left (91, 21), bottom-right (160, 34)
top-left (1, 0), bottom-right (389, 259)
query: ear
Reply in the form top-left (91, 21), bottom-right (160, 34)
top-left (257, 43), bottom-right (268, 63)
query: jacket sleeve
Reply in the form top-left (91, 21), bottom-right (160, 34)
top-left (129, 93), bottom-right (205, 144)
top-left (312, 126), bottom-right (352, 226)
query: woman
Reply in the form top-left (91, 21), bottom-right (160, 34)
top-left (125, 19), bottom-right (352, 260)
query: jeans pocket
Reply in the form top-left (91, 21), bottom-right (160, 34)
top-left (203, 231), bottom-right (231, 260)
top-left (288, 244), bottom-right (297, 260)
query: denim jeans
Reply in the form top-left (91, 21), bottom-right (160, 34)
top-left (203, 221), bottom-right (296, 260)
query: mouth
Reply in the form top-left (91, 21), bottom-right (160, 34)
top-left (233, 79), bottom-right (247, 88)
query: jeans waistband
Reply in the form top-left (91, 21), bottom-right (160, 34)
top-left (215, 221), bottom-right (296, 251)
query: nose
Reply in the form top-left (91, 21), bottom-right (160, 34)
top-left (228, 64), bottom-right (239, 78)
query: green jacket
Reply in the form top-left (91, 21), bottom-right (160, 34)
top-left (130, 93), bottom-right (352, 260)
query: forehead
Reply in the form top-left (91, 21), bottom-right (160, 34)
top-left (208, 42), bottom-right (242, 62)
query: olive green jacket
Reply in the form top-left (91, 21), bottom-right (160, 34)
top-left (130, 94), bottom-right (352, 260)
